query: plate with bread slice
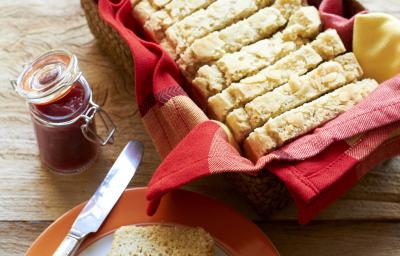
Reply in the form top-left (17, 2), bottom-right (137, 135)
top-left (27, 188), bottom-right (278, 255)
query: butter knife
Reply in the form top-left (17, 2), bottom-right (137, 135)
top-left (53, 140), bottom-right (144, 256)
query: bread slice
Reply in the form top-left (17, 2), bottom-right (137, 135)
top-left (144, 0), bottom-right (216, 41)
top-left (109, 225), bottom-right (214, 256)
top-left (164, 0), bottom-right (273, 57)
top-left (226, 52), bottom-right (362, 143)
top-left (178, 0), bottom-right (306, 77)
top-left (178, 6), bottom-right (286, 77)
top-left (246, 62), bottom-right (348, 127)
top-left (243, 79), bottom-right (379, 161)
top-left (192, 36), bottom-right (302, 104)
top-left (210, 45), bottom-right (322, 121)
top-left (216, 34), bottom-right (306, 84)
top-left (192, 6), bottom-right (321, 102)
top-left (212, 29), bottom-right (345, 123)
top-left (217, 6), bottom-right (322, 83)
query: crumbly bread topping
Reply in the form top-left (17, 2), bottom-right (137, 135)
top-left (178, 6), bottom-right (286, 76)
top-left (178, 0), bottom-right (307, 77)
top-left (192, 6), bottom-right (321, 101)
top-left (165, 0), bottom-right (272, 56)
top-left (243, 79), bottom-right (378, 161)
top-left (245, 54), bottom-right (362, 128)
top-left (144, 0), bottom-right (215, 41)
top-left (216, 35), bottom-right (301, 84)
top-left (211, 44), bottom-right (321, 121)
top-left (212, 29), bottom-right (344, 126)
top-left (227, 53), bottom-right (362, 143)
top-left (193, 36), bottom-right (300, 101)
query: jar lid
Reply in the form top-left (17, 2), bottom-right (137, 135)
top-left (12, 50), bottom-right (81, 105)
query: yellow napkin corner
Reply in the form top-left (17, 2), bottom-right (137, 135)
top-left (354, 12), bottom-right (400, 83)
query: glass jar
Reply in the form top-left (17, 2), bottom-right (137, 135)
top-left (12, 50), bottom-right (116, 174)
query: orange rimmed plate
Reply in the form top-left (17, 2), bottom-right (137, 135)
top-left (26, 187), bottom-right (279, 256)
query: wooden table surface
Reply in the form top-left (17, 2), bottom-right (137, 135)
top-left (1, 0), bottom-right (399, 255)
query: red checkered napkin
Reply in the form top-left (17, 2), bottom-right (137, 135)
top-left (98, 0), bottom-right (400, 224)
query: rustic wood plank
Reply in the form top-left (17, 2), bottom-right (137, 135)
top-left (344, 159), bottom-right (400, 202)
top-left (272, 199), bottom-right (400, 221)
top-left (0, 221), bottom-right (50, 256)
top-left (261, 221), bottom-right (400, 256)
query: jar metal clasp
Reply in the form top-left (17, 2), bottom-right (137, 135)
top-left (80, 99), bottom-right (116, 146)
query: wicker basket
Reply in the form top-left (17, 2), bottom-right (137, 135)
top-left (80, 0), bottom-right (362, 217)
top-left (82, 0), bottom-right (134, 81)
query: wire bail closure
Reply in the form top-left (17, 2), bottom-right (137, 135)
top-left (80, 99), bottom-right (116, 146)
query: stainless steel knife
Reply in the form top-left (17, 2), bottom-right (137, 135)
top-left (53, 140), bottom-right (144, 256)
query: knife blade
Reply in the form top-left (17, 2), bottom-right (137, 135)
top-left (53, 140), bottom-right (144, 256)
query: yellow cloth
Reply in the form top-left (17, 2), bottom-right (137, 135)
top-left (353, 13), bottom-right (400, 83)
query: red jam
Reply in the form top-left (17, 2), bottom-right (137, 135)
top-left (30, 81), bottom-right (98, 173)
top-left (35, 82), bottom-right (85, 118)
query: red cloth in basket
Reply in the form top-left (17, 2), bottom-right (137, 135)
top-left (98, 0), bottom-right (400, 224)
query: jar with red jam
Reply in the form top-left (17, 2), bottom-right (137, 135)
top-left (12, 50), bottom-right (116, 174)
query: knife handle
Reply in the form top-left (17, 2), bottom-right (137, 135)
top-left (53, 232), bottom-right (85, 256)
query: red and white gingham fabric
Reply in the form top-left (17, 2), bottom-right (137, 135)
top-left (98, 0), bottom-right (400, 224)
